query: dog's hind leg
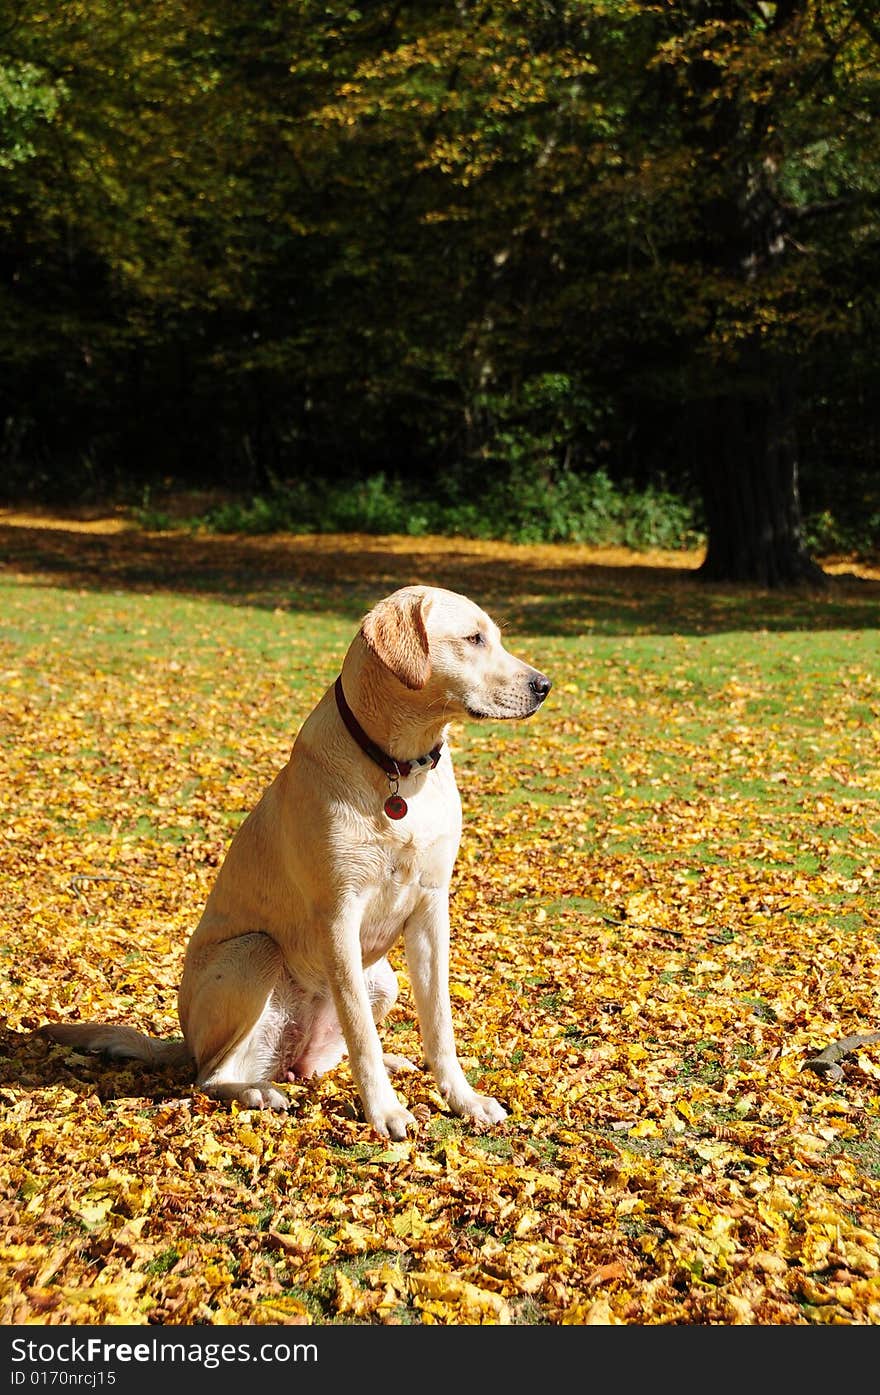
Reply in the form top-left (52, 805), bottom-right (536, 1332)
top-left (368, 957), bottom-right (417, 1075)
top-left (179, 931), bottom-right (290, 1110)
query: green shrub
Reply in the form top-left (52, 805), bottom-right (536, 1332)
top-left (804, 506), bottom-right (880, 560)
top-left (136, 466), bottom-right (706, 551)
top-left (126, 467), bottom-right (880, 558)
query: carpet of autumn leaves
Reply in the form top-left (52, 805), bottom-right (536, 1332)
top-left (1, 511), bottom-right (879, 1327)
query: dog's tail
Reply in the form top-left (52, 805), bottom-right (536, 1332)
top-left (36, 1022), bottom-right (192, 1068)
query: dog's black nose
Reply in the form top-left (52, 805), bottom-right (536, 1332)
top-left (530, 674), bottom-right (552, 701)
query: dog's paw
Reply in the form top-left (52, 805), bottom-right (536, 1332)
top-left (237, 1084), bottom-right (290, 1111)
top-left (368, 1102), bottom-right (417, 1140)
top-left (452, 1091), bottom-right (507, 1127)
top-left (382, 1052), bottom-right (418, 1075)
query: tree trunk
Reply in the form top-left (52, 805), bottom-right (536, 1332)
top-left (698, 358), bottom-right (827, 588)
top-left (678, 0), bottom-right (828, 588)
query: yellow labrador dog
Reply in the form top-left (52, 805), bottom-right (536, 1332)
top-left (41, 586), bottom-right (551, 1139)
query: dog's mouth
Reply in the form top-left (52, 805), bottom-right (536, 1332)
top-left (466, 700), bottom-right (543, 720)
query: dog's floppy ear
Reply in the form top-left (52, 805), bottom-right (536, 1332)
top-left (361, 589), bottom-right (431, 690)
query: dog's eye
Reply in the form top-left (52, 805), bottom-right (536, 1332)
top-left (465, 632), bottom-right (485, 647)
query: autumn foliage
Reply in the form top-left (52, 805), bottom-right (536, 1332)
top-left (1, 515), bottom-right (879, 1325)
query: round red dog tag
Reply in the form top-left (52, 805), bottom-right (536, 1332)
top-left (384, 794), bottom-right (408, 820)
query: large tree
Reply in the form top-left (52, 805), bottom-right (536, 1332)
top-left (625, 0), bottom-right (879, 585)
top-left (301, 0), bottom-right (879, 582)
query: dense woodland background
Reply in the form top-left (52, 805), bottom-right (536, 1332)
top-left (1, 2), bottom-right (878, 581)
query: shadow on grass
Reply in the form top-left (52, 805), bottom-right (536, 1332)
top-left (1, 520), bottom-right (878, 635)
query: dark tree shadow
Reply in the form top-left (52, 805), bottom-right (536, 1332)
top-left (1, 519), bottom-right (878, 634)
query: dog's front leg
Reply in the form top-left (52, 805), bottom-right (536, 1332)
top-left (324, 907), bottom-right (416, 1140)
top-left (405, 891), bottom-right (507, 1127)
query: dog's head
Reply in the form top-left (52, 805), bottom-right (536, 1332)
top-left (361, 586), bottom-right (551, 720)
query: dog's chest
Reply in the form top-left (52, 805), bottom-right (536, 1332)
top-left (359, 826), bottom-right (451, 960)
